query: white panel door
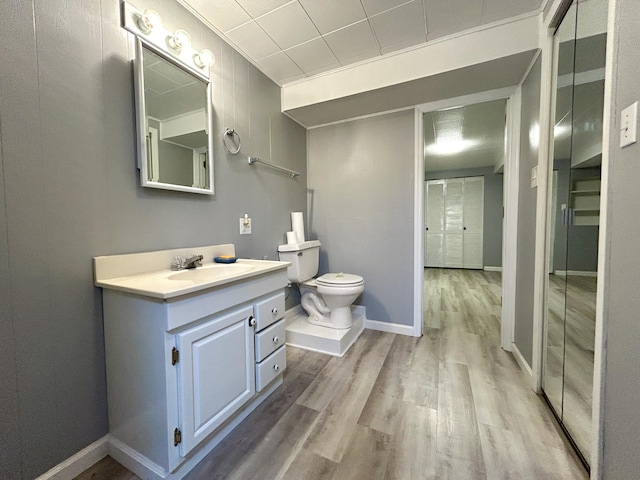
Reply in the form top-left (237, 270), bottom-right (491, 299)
top-left (425, 180), bottom-right (445, 267)
top-left (463, 176), bottom-right (484, 269)
top-left (176, 306), bottom-right (255, 456)
top-left (444, 178), bottom-right (464, 268)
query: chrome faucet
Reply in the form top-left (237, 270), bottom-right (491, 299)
top-left (184, 254), bottom-right (203, 269)
top-left (171, 254), bottom-right (203, 270)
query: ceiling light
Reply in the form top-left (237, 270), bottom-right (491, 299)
top-left (194, 49), bottom-right (215, 68)
top-left (554, 124), bottom-right (571, 138)
top-left (167, 29), bottom-right (191, 51)
top-left (136, 9), bottom-right (161, 34)
top-left (425, 139), bottom-right (478, 156)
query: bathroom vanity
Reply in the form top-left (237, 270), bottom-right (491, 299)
top-left (94, 244), bottom-right (289, 479)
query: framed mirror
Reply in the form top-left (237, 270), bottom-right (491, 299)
top-left (133, 38), bottom-right (214, 195)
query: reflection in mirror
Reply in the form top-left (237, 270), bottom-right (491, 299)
top-left (544, 0), bottom-right (576, 425)
top-left (134, 39), bottom-right (214, 194)
top-left (544, 0), bottom-right (606, 469)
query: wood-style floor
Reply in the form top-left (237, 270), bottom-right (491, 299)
top-left (76, 268), bottom-right (587, 480)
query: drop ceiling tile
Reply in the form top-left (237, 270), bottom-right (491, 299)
top-left (256, 1), bottom-right (320, 50)
top-left (424, 0), bottom-right (483, 32)
top-left (360, 0), bottom-right (412, 17)
top-left (181, 0), bottom-right (252, 33)
top-left (323, 20), bottom-right (380, 64)
top-left (285, 37), bottom-right (340, 74)
top-left (235, 0), bottom-right (292, 18)
top-left (257, 51), bottom-right (304, 83)
top-left (369, 1), bottom-right (426, 51)
top-left (481, 0), bottom-right (543, 24)
top-left (226, 21), bottom-right (281, 60)
top-left (299, 0), bottom-right (367, 34)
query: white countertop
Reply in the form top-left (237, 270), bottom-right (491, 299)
top-left (93, 244), bottom-right (289, 300)
top-left (95, 259), bottom-right (289, 300)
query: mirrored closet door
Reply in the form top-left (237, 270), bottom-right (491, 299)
top-left (543, 0), bottom-right (606, 469)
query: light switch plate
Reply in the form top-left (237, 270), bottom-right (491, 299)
top-left (620, 102), bottom-right (638, 148)
top-left (239, 217), bottom-right (252, 235)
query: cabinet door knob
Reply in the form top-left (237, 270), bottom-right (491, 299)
top-left (248, 316), bottom-right (256, 327)
top-left (271, 308), bottom-right (278, 315)
top-left (272, 336), bottom-right (279, 344)
top-left (273, 364), bottom-right (280, 372)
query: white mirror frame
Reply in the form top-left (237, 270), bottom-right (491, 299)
top-left (123, 2), bottom-right (215, 195)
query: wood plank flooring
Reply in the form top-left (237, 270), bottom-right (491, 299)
top-left (76, 268), bottom-right (587, 480)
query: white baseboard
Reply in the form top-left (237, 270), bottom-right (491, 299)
top-left (35, 435), bottom-right (109, 480)
top-left (483, 266), bottom-right (503, 272)
top-left (365, 319), bottom-right (414, 336)
top-left (553, 269), bottom-right (597, 277)
top-left (511, 342), bottom-right (534, 388)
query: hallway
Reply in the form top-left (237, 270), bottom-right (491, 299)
top-left (78, 269), bottom-right (586, 479)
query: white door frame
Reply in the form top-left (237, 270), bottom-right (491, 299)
top-left (413, 86), bottom-right (519, 341)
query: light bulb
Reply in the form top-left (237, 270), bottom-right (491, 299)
top-left (194, 49), bottom-right (215, 68)
top-left (167, 29), bottom-right (191, 51)
top-left (137, 9), bottom-right (161, 34)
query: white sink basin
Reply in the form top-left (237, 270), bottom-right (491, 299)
top-left (168, 263), bottom-right (254, 282)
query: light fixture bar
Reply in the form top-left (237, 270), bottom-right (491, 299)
top-left (122, 1), bottom-right (212, 79)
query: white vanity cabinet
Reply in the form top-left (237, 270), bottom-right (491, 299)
top-left (96, 252), bottom-right (289, 480)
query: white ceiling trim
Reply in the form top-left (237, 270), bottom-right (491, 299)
top-left (282, 14), bottom-right (540, 112)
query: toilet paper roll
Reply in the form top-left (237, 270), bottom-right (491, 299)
top-left (286, 231), bottom-right (298, 244)
top-left (291, 212), bottom-right (305, 243)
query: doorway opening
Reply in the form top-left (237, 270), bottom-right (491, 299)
top-left (422, 99), bottom-right (506, 336)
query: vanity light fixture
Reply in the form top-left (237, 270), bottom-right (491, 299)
top-left (194, 49), bottom-right (215, 68)
top-left (167, 29), bottom-right (191, 51)
top-left (136, 9), bottom-right (161, 34)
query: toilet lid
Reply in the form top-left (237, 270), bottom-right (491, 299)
top-left (316, 272), bottom-right (363, 286)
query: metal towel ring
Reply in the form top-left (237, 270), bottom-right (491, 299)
top-left (223, 128), bottom-right (241, 154)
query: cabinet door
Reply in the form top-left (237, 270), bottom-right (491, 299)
top-left (444, 178), bottom-right (464, 268)
top-left (463, 176), bottom-right (484, 269)
top-left (176, 306), bottom-right (255, 456)
top-left (425, 180), bottom-right (445, 267)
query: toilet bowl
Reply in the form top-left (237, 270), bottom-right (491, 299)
top-left (300, 273), bottom-right (364, 329)
top-left (277, 240), bottom-right (365, 330)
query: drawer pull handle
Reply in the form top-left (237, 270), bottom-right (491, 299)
top-left (272, 336), bottom-right (279, 344)
top-left (271, 307), bottom-right (278, 315)
top-left (273, 364), bottom-right (280, 372)
top-left (248, 316), bottom-right (256, 327)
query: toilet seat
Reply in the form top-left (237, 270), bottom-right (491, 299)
top-left (316, 272), bottom-right (364, 287)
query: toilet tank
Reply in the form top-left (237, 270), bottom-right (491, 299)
top-left (277, 240), bottom-right (321, 283)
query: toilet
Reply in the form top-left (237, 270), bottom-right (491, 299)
top-left (277, 240), bottom-right (364, 329)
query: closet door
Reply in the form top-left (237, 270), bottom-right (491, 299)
top-left (463, 177), bottom-right (484, 269)
top-left (425, 180), bottom-right (445, 267)
top-left (443, 178), bottom-right (464, 268)
top-left (543, 0), bottom-right (605, 468)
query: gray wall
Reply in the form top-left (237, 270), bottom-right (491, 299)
top-left (0, 0), bottom-right (306, 478)
top-left (513, 56), bottom-right (541, 366)
top-left (307, 110), bottom-right (415, 326)
top-left (600, 1), bottom-right (640, 477)
top-left (425, 166), bottom-right (504, 268)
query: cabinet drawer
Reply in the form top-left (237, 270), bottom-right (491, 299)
top-left (255, 319), bottom-right (286, 362)
top-left (256, 345), bottom-right (286, 392)
top-left (254, 292), bottom-right (285, 330)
